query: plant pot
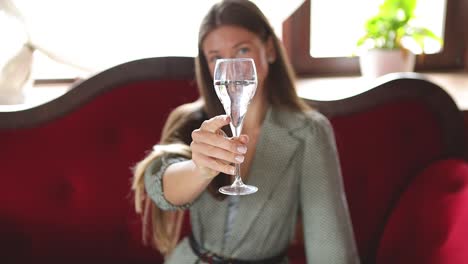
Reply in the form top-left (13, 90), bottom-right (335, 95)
top-left (359, 49), bottom-right (415, 78)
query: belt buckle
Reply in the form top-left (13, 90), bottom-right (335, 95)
top-left (205, 252), bottom-right (233, 264)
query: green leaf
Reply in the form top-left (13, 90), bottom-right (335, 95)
top-left (412, 27), bottom-right (443, 43)
top-left (400, 0), bottom-right (417, 21)
top-left (356, 0), bottom-right (442, 54)
top-left (356, 34), bottom-right (369, 47)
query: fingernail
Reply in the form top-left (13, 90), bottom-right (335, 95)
top-left (235, 155), bottom-right (245, 163)
top-left (237, 145), bottom-right (247, 154)
top-left (242, 135), bottom-right (249, 143)
top-left (229, 168), bottom-right (236, 175)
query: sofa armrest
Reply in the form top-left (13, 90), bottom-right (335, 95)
top-left (377, 159), bottom-right (468, 264)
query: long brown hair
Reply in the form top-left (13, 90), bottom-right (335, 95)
top-left (132, 101), bottom-right (205, 256)
top-left (132, 0), bottom-right (309, 257)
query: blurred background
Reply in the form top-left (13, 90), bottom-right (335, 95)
top-left (0, 0), bottom-right (466, 107)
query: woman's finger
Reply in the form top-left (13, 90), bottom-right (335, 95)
top-left (192, 151), bottom-right (236, 175)
top-left (200, 115), bottom-right (230, 133)
top-left (191, 129), bottom-right (247, 155)
top-left (191, 141), bottom-right (245, 164)
top-left (235, 134), bottom-right (249, 144)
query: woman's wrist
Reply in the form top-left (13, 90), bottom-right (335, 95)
top-left (190, 159), bottom-right (219, 180)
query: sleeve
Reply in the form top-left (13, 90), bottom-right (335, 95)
top-left (300, 112), bottom-right (360, 263)
top-left (144, 153), bottom-right (191, 211)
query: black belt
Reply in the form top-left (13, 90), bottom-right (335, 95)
top-left (188, 234), bottom-right (286, 264)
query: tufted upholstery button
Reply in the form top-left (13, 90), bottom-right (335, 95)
top-left (47, 177), bottom-right (74, 204)
top-left (101, 128), bottom-right (120, 147)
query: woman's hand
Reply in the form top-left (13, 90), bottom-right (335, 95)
top-left (190, 115), bottom-right (248, 178)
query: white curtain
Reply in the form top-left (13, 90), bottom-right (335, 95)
top-left (0, 0), bottom-right (32, 104)
top-left (0, 0), bottom-right (94, 104)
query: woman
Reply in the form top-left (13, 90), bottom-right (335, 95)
top-left (132, 0), bottom-right (360, 263)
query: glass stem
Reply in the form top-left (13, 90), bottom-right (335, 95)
top-left (232, 164), bottom-right (243, 187)
top-left (231, 123), bottom-right (244, 187)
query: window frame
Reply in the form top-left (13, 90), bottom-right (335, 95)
top-left (282, 0), bottom-right (466, 77)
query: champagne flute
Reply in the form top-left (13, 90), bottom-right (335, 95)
top-left (213, 58), bottom-right (258, 195)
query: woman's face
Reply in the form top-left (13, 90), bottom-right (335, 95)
top-left (202, 25), bottom-right (275, 97)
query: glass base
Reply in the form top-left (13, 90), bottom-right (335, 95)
top-left (219, 184), bottom-right (258, 195)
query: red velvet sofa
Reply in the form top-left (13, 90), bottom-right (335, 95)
top-left (0, 57), bottom-right (467, 264)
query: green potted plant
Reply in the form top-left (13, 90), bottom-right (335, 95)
top-left (356, 0), bottom-right (443, 78)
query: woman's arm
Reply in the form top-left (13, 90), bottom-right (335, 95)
top-left (147, 115), bottom-right (248, 208)
top-left (161, 159), bottom-right (216, 206)
top-left (300, 112), bottom-right (360, 263)
top-left (144, 154), bottom-right (193, 210)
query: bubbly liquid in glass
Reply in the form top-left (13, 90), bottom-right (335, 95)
top-left (214, 80), bottom-right (256, 136)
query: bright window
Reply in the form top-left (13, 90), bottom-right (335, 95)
top-left (1, 0), bottom-right (304, 81)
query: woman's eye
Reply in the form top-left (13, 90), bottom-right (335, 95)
top-left (209, 55), bottom-right (222, 63)
top-left (207, 54), bottom-right (222, 63)
top-left (237, 47), bottom-right (250, 55)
